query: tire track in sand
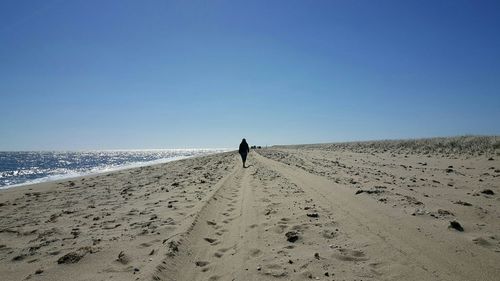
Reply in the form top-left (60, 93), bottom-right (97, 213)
top-left (156, 152), bottom-right (352, 281)
top-left (254, 152), bottom-right (500, 281)
top-left (154, 151), bottom-right (500, 281)
top-left (154, 155), bottom-right (266, 281)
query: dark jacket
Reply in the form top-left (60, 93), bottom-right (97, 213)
top-left (239, 141), bottom-right (250, 155)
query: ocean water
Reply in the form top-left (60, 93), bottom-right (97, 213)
top-left (0, 149), bottom-right (228, 189)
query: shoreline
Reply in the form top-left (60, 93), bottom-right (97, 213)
top-left (0, 149), bottom-right (232, 190)
top-left (0, 155), bottom-right (197, 191)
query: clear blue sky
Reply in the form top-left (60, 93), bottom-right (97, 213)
top-left (1, 0), bottom-right (499, 150)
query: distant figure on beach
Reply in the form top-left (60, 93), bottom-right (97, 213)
top-left (239, 138), bottom-right (250, 168)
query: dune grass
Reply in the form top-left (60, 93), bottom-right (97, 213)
top-left (275, 136), bottom-right (500, 156)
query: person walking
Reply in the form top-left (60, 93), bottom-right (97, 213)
top-left (239, 138), bottom-right (250, 168)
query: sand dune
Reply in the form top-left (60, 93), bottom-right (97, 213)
top-left (1, 140), bottom-right (499, 280)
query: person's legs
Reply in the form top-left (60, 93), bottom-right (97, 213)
top-left (241, 153), bottom-right (247, 167)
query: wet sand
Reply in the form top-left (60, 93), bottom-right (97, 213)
top-left (1, 140), bottom-right (499, 281)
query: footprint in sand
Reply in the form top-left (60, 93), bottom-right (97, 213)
top-left (249, 248), bottom-right (262, 257)
top-left (368, 262), bottom-right (385, 276)
top-left (263, 264), bottom-right (288, 278)
top-left (270, 225), bottom-right (288, 234)
top-left (290, 223), bottom-right (309, 232)
top-left (472, 236), bottom-right (495, 248)
top-left (195, 261), bottom-right (209, 267)
top-left (139, 242), bottom-right (152, 248)
top-left (321, 229), bottom-right (338, 239)
top-left (277, 220), bottom-right (289, 226)
top-left (213, 252), bottom-right (223, 258)
top-left (334, 248), bottom-right (368, 261)
top-left (204, 238), bottom-right (218, 244)
top-left (218, 247), bottom-right (232, 253)
top-left (213, 246), bottom-right (234, 258)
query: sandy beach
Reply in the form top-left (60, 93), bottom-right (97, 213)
top-left (1, 137), bottom-right (499, 281)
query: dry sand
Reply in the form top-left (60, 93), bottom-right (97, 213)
top-left (1, 139), bottom-right (499, 281)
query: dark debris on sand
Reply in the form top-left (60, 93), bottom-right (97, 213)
top-left (285, 231), bottom-right (299, 242)
top-left (449, 221), bottom-right (464, 232)
top-left (57, 246), bottom-right (94, 264)
top-left (57, 251), bottom-right (85, 264)
top-left (306, 213), bottom-right (319, 218)
top-left (480, 189), bottom-right (495, 195)
top-left (355, 189), bottom-right (384, 195)
top-left (454, 200), bottom-right (472, 206)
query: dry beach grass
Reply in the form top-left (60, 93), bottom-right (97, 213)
top-left (276, 135), bottom-right (500, 156)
